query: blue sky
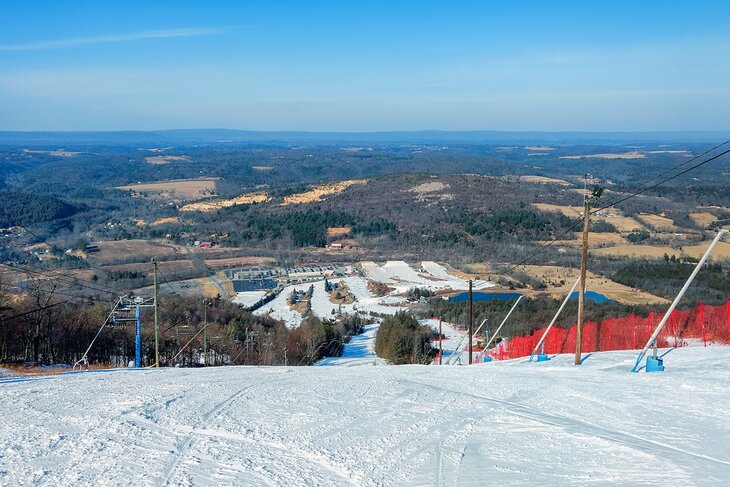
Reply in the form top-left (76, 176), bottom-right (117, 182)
top-left (1, 1), bottom-right (729, 131)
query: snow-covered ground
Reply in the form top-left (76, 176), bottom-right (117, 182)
top-left (421, 318), bottom-right (473, 365)
top-left (362, 260), bottom-right (493, 293)
top-left (317, 323), bottom-right (386, 367)
top-left (254, 277), bottom-right (406, 328)
top-left (231, 290), bottom-right (268, 308)
top-left (3, 346), bottom-right (730, 486)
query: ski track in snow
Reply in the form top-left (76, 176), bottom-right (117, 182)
top-left (3, 348), bottom-right (730, 485)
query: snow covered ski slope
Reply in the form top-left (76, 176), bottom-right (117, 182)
top-left (2, 347), bottom-right (730, 486)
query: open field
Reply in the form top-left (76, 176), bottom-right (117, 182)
top-left (594, 241), bottom-right (730, 261)
top-left (115, 178), bottom-right (217, 200)
top-left (326, 226), bottom-right (351, 237)
top-left (560, 151), bottom-right (646, 160)
top-left (180, 191), bottom-right (271, 212)
top-left (408, 181), bottom-right (449, 193)
top-left (606, 216), bottom-right (646, 232)
top-left (517, 265), bottom-right (668, 305)
top-left (541, 231), bottom-right (626, 248)
top-left (91, 240), bottom-right (184, 264)
top-left (689, 212), bottom-right (718, 228)
top-left (532, 203), bottom-right (582, 217)
top-left (101, 259), bottom-right (196, 275)
top-left (636, 213), bottom-right (676, 232)
top-left (519, 175), bottom-right (570, 185)
top-left (2, 347), bottom-right (729, 486)
top-left (144, 155), bottom-right (190, 164)
top-left (282, 179), bottom-right (368, 205)
top-left (22, 148), bottom-right (79, 157)
top-left (151, 217), bottom-right (180, 226)
top-left (202, 256), bottom-right (276, 270)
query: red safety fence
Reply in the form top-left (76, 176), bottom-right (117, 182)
top-left (490, 299), bottom-right (730, 360)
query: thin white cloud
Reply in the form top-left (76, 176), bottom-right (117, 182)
top-left (0, 27), bottom-right (222, 51)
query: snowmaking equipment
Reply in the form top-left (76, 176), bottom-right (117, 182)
top-left (632, 229), bottom-right (728, 373)
top-left (477, 295), bottom-right (523, 363)
top-left (529, 277), bottom-right (581, 363)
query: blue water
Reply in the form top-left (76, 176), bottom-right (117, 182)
top-left (448, 290), bottom-right (612, 303)
top-left (448, 292), bottom-right (522, 302)
top-left (569, 291), bottom-right (612, 303)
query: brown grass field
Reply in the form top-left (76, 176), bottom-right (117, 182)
top-left (689, 212), bottom-right (718, 228)
top-left (602, 216), bottom-right (646, 232)
top-left (203, 256), bottom-right (276, 270)
top-left (282, 179), bottom-right (368, 205)
top-left (517, 265), bottom-right (668, 305)
top-left (462, 262), bottom-right (666, 305)
top-left (91, 240), bottom-right (183, 264)
top-left (559, 151), bottom-right (646, 160)
top-left (636, 213), bottom-right (676, 232)
top-left (101, 259), bottom-right (196, 275)
top-left (145, 155), bottom-right (190, 164)
top-left (326, 226), bottom-right (352, 237)
top-left (519, 175), bottom-right (571, 186)
top-left (151, 217), bottom-right (180, 226)
top-left (180, 192), bottom-right (270, 212)
top-left (533, 204), bottom-right (645, 232)
top-left (116, 178), bottom-right (217, 200)
top-left (541, 231), bottom-right (627, 248)
top-left (593, 241), bottom-right (730, 261)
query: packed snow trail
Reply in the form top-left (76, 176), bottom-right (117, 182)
top-left (317, 323), bottom-right (386, 366)
top-left (2, 347), bottom-right (730, 486)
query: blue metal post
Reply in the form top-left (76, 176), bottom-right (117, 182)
top-left (135, 305), bottom-right (141, 368)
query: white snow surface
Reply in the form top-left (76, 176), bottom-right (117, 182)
top-left (254, 277), bottom-right (406, 328)
top-left (231, 291), bottom-right (268, 308)
top-left (3, 346), bottom-right (730, 486)
top-left (317, 323), bottom-right (386, 367)
top-left (362, 260), bottom-right (493, 293)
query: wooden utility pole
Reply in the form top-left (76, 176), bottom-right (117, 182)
top-left (203, 299), bottom-right (208, 366)
top-left (575, 196), bottom-right (591, 366)
top-left (468, 280), bottom-right (473, 365)
top-left (438, 316), bottom-right (443, 365)
top-left (153, 260), bottom-right (160, 368)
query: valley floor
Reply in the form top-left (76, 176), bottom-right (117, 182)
top-left (1, 347), bottom-right (729, 486)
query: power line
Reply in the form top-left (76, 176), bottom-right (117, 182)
top-left (0, 261), bottom-right (122, 297)
top-left (0, 300), bottom-right (70, 321)
top-left (497, 142), bottom-right (730, 275)
top-left (592, 147), bottom-right (730, 214)
top-left (0, 205), bottom-right (127, 294)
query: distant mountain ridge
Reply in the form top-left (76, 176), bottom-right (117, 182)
top-left (1, 129), bottom-right (728, 146)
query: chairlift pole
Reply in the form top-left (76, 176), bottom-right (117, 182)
top-left (153, 260), bottom-right (159, 368)
top-left (203, 298), bottom-right (208, 366)
top-left (135, 304), bottom-right (142, 368)
top-left (438, 316), bottom-right (443, 365)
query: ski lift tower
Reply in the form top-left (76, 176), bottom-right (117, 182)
top-left (111, 296), bottom-right (155, 368)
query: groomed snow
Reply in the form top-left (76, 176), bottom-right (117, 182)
top-left (254, 277), bottom-right (406, 328)
top-left (232, 291), bottom-right (268, 308)
top-left (3, 347), bottom-right (730, 485)
top-left (362, 260), bottom-right (494, 293)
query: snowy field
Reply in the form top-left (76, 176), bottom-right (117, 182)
top-left (2, 347), bottom-right (730, 486)
top-left (254, 277), bottom-right (406, 328)
top-left (231, 291), bottom-right (267, 308)
top-left (317, 323), bottom-right (386, 367)
top-left (362, 261), bottom-right (493, 293)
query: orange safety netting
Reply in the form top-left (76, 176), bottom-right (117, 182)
top-left (490, 299), bottom-right (730, 360)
